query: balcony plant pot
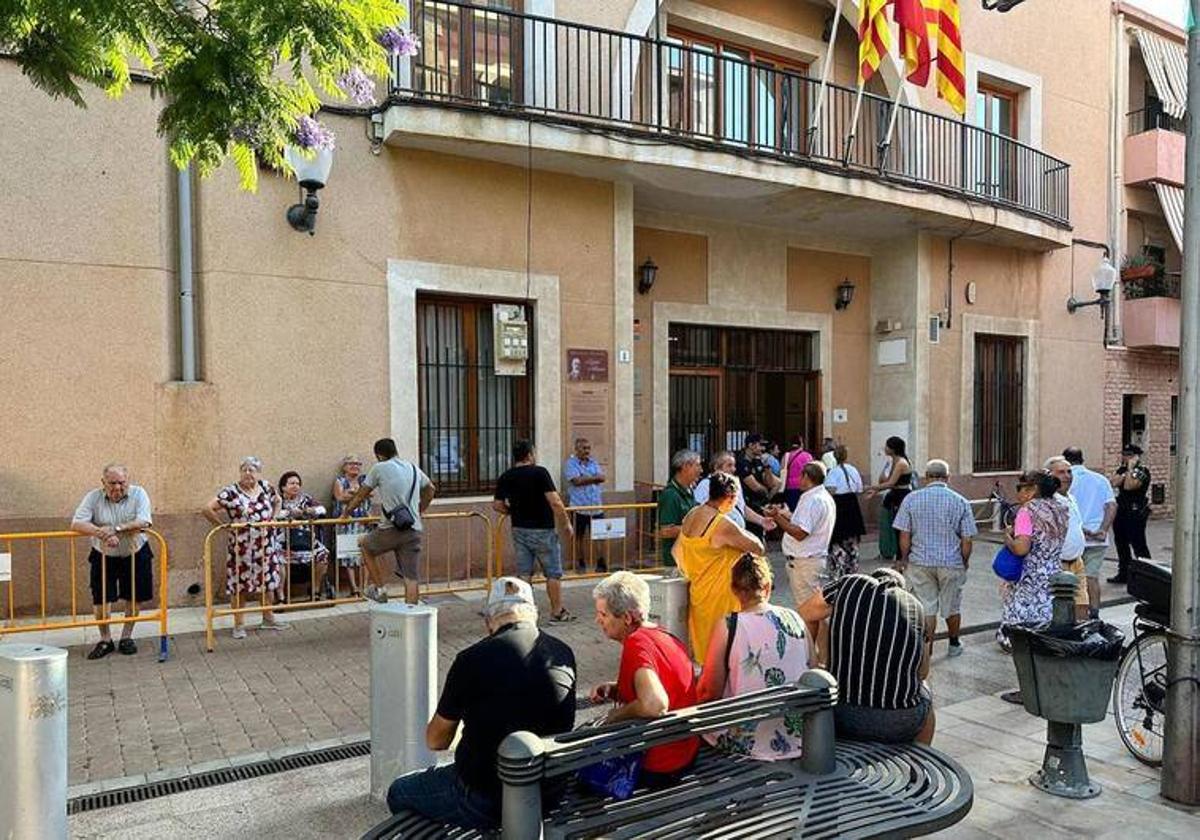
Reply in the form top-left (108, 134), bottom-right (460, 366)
top-left (1120, 264), bottom-right (1156, 282)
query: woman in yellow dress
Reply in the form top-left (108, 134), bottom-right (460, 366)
top-left (673, 472), bottom-right (765, 662)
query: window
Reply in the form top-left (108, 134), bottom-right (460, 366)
top-left (417, 296), bottom-right (534, 494)
top-left (412, 1), bottom-right (523, 104)
top-left (665, 28), bottom-right (808, 152)
top-left (975, 84), bottom-right (1017, 138)
top-left (973, 334), bottom-right (1024, 472)
top-left (973, 83), bottom-right (1018, 201)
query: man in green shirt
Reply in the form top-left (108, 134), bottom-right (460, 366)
top-left (656, 449), bottom-right (703, 567)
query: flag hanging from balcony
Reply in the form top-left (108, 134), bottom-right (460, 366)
top-left (894, 0), bottom-right (935, 86)
top-left (934, 0), bottom-right (966, 115)
top-left (858, 0), bottom-right (893, 85)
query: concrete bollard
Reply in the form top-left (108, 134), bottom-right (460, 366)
top-left (369, 603), bottom-right (437, 802)
top-left (0, 643), bottom-right (68, 840)
top-left (647, 575), bottom-right (690, 652)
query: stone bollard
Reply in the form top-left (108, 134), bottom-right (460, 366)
top-left (0, 643), bottom-right (68, 840)
top-left (369, 603), bottom-right (437, 802)
top-left (647, 575), bottom-right (690, 653)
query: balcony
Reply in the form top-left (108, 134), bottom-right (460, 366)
top-left (1125, 107), bottom-right (1185, 187)
top-left (1123, 273), bottom-right (1181, 349)
top-left (384, 2), bottom-right (1070, 238)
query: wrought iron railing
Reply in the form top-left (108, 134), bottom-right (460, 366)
top-left (1127, 105), bottom-right (1186, 136)
top-left (390, 2), bottom-right (1070, 226)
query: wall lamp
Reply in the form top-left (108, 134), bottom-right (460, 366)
top-left (835, 278), bottom-right (856, 310)
top-left (981, 0), bottom-right (1028, 11)
top-left (284, 146), bottom-right (334, 235)
top-left (638, 258), bottom-right (658, 294)
top-left (1067, 238), bottom-right (1117, 315)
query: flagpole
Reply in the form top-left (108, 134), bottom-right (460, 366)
top-left (877, 79), bottom-right (907, 172)
top-left (807, 0), bottom-right (845, 156)
top-left (843, 82), bottom-right (867, 165)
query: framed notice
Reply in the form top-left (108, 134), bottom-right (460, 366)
top-left (566, 349), bottom-right (609, 382)
top-left (590, 518), bottom-right (627, 541)
top-left (0, 552), bottom-right (10, 582)
top-left (335, 533), bottom-right (362, 561)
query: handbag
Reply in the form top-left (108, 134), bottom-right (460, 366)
top-left (992, 545), bottom-right (1024, 582)
top-left (383, 464), bottom-right (419, 531)
top-left (578, 749), bottom-right (644, 800)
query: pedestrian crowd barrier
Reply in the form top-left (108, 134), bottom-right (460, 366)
top-left (0, 528), bottom-right (170, 660)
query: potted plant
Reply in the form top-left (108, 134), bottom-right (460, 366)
top-left (1120, 252), bottom-right (1161, 283)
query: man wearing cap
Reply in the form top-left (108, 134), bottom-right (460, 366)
top-left (387, 576), bottom-right (576, 830)
top-left (1109, 444), bottom-right (1152, 584)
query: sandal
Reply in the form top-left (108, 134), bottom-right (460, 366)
top-left (117, 638), bottom-right (137, 656)
top-left (87, 640), bottom-right (116, 660)
top-left (550, 608), bottom-right (577, 623)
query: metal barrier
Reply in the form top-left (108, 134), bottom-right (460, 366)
top-left (492, 503), bottom-right (669, 583)
top-left (203, 512), bottom-right (492, 651)
top-left (0, 529), bottom-right (170, 660)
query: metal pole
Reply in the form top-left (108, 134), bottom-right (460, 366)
top-left (1162, 0), bottom-right (1200, 806)
top-left (878, 81), bottom-right (907, 172)
top-left (807, 0), bottom-right (844, 155)
top-left (0, 644), bottom-right (68, 840)
top-left (369, 603), bottom-right (438, 801)
top-left (177, 164), bottom-right (197, 382)
top-left (843, 82), bottom-right (867, 165)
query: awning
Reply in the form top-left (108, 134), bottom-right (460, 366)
top-left (1153, 182), bottom-right (1185, 251)
top-left (1134, 28), bottom-right (1188, 119)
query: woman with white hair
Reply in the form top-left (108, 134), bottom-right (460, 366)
top-left (331, 454), bottom-right (371, 596)
top-left (203, 456), bottom-right (286, 638)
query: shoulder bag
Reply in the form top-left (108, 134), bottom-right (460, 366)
top-left (383, 464), bottom-right (420, 531)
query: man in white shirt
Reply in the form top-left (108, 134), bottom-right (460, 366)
top-left (1062, 447), bottom-right (1116, 618)
top-left (1046, 456), bottom-right (1088, 620)
top-left (694, 451), bottom-right (775, 535)
top-left (768, 461), bottom-right (836, 640)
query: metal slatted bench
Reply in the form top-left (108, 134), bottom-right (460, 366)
top-left (363, 670), bottom-right (973, 840)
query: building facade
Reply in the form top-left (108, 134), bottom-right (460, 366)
top-left (1, 0), bottom-right (1121, 607)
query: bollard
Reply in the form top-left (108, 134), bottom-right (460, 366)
top-left (1028, 571), bottom-right (1102, 799)
top-left (647, 575), bottom-right (690, 653)
top-left (498, 731), bottom-right (546, 840)
top-left (369, 603), bottom-right (437, 802)
top-left (0, 643), bottom-right (68, 840)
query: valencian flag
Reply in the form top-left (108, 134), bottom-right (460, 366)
top-left (858, 0), bottom-right (893, 85)
top-left (934, 0), bottom-right (967, 114)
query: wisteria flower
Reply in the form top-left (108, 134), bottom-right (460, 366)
top-left (294, 115), bottom-right (336, 151)
top-left (378, 27), bottom-right (420, 57)
top-left (338, 67), bottom-right (376, 105)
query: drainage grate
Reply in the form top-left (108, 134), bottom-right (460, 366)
top-left (68, 740), bottom-right (371, 815)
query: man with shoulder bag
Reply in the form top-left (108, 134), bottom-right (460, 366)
top-left (343, 437), bottom-right (436, 604)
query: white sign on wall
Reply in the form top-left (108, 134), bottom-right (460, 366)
top-left (590, 518), bottom-right (627, 541)
top-left (877, 338), bottom-right (908, 367)
top-left (833, 408), bottom-right (849, 424)
top-left (0, 552), bottom-right (10, 582)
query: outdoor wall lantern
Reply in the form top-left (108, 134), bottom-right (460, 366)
top-left (835, 278), bottom-right (856, 310)
top-left (981, 0), bottom-right (1028, 11)
top-left (1067, 256), bottom-right (1118, 314)
top-left (638, 258), bottom-right (658, 295)
top-left (284, 146), bottom-right (334, 235)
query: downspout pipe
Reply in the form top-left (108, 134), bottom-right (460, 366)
top-left (178, 164), bottom-right (197, 382)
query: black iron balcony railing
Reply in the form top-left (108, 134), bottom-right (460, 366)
top-left (390, 1), bottom-right (1070, 226)
top-left (1127, 104), bottom-right (1186, 136)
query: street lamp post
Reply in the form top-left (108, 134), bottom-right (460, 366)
top-left (1162, 0), bottom-right (1200, 807)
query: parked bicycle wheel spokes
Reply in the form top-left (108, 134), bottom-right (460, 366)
top-left (1113, 631), bottom-right (1168, 767)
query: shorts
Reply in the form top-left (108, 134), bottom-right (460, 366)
top-left (1061, 557), bottom-right (1089, 605)
top-left (785, 556), bottom-right (827, 607)
top-left (905, 564), bottom-right (965, 618)
top-left (572, 512), bottom-right (600, 533)
top-left (88, 543), bottom-right (154, 606)
top-left (835, 684), bottom-right (933, 743)
top-left (360, 526), bottom-right (423, 580)
top-left (512, 527), bottom-right (564, 580)
top-left (1081, 545), bottom-right (1107, 577)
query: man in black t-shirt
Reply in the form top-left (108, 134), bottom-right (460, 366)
top-left (736, 434), bottom-right (781, 534)
top-left (387, 576), bottom-right (577, 830)
top-left (798, 568), bottom-right (934, 745)
top-left (493, 439), bottom-right (577, 622)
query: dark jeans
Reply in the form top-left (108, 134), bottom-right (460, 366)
top-left (386, 764), bottom-right (499, 831)
top-left (1113, 509), bottom-right (1151, 577)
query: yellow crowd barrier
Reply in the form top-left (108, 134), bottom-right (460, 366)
top-left (0, 529), bottom-right (171, 661)
top-left (492, 502), bottom-right (670, 584)
top-left (203, 512), bottom-right (492, 651)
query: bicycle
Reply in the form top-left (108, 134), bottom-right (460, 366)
top-left (1112, 559), bottom-right (1171, 766)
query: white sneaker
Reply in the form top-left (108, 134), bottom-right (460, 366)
top-left (260, 617), bottom-right (289, 631)
top-left (231, 626), bottom-right (247, 640)
top-left (364, 584), bottom-right (389, 604)
top-left (947, 642), bottom-right (964, 658)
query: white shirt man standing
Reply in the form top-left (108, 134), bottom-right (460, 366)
top-left (1062, 447), bottom-right (1116, 618)
top-left (1046, 456), bottom-right (1088, 620)
top-left (768, 461), bottom-right (836, 640)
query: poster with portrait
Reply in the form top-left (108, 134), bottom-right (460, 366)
top-left (565, 349), bottom-right (609, 382)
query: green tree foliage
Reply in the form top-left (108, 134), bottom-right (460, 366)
top-left (0, 1), bottom-right (405, 189)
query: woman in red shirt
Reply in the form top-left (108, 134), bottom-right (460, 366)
top-left (590, 571), bottom-right (699, 785)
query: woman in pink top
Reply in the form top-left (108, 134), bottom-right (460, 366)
top-left (781, 436), bottom-right (813, 511)
top-left (997, 469), bottom-right (1068, 652)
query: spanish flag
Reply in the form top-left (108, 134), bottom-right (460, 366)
top-left (858, 0), bottom-right (892, 85)
top-left (935, 0), bottom-right (966, 115)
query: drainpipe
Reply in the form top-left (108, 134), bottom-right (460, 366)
top-left (178, 164), bottom-right (197, 382)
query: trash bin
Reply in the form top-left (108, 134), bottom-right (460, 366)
top-left (1009, 619), bottom-right (1124, 724)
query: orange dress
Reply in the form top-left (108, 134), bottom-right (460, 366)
top-left (674, 513), bottom-right (743, 662)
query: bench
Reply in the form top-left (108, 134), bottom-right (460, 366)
top-left (364, 670), bottom-right (973, 839)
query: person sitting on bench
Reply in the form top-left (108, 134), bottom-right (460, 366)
top-left (386, 576), bottom-right (577, 831)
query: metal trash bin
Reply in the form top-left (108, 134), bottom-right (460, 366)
top-left (1009, 620), bottom-right (1124, 724)
top-left (647, 575), bottom-right (689, 651)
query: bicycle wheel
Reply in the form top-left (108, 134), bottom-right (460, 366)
top-left (1113, 632), bottom-right (1168, 767)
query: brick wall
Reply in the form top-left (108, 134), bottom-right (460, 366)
top-left (1104, 349), bottom-right (1179, 517)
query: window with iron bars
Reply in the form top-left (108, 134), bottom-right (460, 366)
top-left (417, 295), bottom-right (534, 495)
top-left (973, 333), bottom-right (1025, 472)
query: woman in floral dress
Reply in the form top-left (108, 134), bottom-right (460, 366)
top-left (203, 456), bottom-right (287, 639)
top-left (278, 471), bottom-right (333, 601)
top-left (331, 454), bottom-right (370, 596)
top-left (696, 554), bottom-right (810, 760)
top-left (997, 469), bottom-right (1068, 652)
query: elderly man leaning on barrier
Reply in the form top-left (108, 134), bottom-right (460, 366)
top-left (70, 464), bottom-right (155, 660)
top-left (387, 576), bottom-right (577, 831)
